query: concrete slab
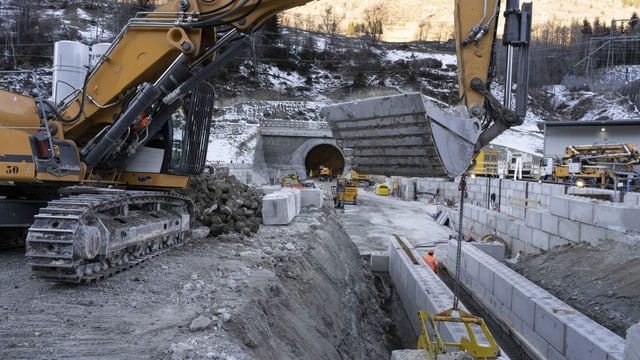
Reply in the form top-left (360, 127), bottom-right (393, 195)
top-left (624, 323), bottom-right (640, 360)
top-left (390, 350), bottom-right (428, 360)
top-left (261, 191), bottom-right (296, 225)
top-left (367, 251), bottom-right (389, 272)
top-left (300, 188), bottom-right (324, 208)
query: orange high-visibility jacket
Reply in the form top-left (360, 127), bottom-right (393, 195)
top-left (423, 255), bottom-right (438, 272)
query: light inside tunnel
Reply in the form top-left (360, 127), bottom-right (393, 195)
top-left (305, 144), bottom-right (345, 178)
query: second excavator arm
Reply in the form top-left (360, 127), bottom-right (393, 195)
top-left (322, 0), bottom-right (532, 178)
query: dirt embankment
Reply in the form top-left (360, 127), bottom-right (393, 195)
top-left (0, 174), bottom-right (393, 359)
top-left (510, 239), bottom-right (640, 337)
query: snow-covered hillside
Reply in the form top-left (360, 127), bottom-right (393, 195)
top-left (209, 45), bottom-right (640, 164)
top-left (1, 2), bottom-right (639, 166)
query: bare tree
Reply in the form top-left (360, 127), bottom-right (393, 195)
top-left (321, 6), bottom-right (343, 46)
top-left (417, 20), bottom-right (431, 41)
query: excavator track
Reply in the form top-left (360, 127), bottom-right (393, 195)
top-left (25, 189), bottom-right (193, 283)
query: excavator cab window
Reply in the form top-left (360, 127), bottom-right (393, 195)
top-left (163, 82), bottom-right (215, 175)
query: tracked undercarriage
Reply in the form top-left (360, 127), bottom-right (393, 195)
top-left (26, 187), bottom-right (193, 283)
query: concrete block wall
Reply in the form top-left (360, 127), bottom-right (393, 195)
top-left (388, 236), bottom-right (495, 353)
top-left (428, 176), bottom-right (640, 254)
top-left (625, 323), bottom-right (640, 360)
top-left (446, 240), bottom-right (626, 360)
top-left (299, 188), bottom-right (324, 208)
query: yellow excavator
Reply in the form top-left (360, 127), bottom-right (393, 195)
top-left (0, 0), bottom-right (312, 283)
top-left (0, 0), bottom-right (529, 299)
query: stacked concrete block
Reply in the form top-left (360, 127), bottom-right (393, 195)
top-left (623, 192), bottom-right (640, 205)
top-left (625, 323), bottom-right (640, 360)
top-left (367, 251), bottom-right (389, 272)
top-left (280, 188), bottom-right (301, 214)
top-left (567, 186), bottom-right (617, 201)
top-left (228, 169), bottom-right (252, 184)
top-left (299, 188), bottom-right (323, 208)
top-left (445, 240), bottom-right (625, 360)
top-left (432, 177), bottom-right (638, 254)
top-left (470, 242), bottom-right (505, 261)
top-left (259, 185), bottom-right (282, 195)
top-left (568, 196), bottom-right (596, 223)
top-left (390, 350), bottom-right (428, 360)
top-left (415, 178), bottom-right (444, 196)
top-left (594, 202), bottom-right (640, 231)
top-left (261, 190), bottom-right (298, 225)
top-left (387, 236), bottom-right (490, 352)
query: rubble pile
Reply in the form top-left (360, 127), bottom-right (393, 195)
top-left (177, 172), bottom-right (263, 237)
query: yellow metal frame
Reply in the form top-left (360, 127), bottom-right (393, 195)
top-left (417, 308), bottom-right (500, 360)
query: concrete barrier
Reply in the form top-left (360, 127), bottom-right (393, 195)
top-left (261, 188), bottom-right (324, 225)
top-left (388, 236), bottom-right (498, 355)
top-left (299, 188), bottom-right (323, 208)
top-left (261, 190), bottom-right (297, 225)
top-left (446, 239), bottom-right (626, 360)
top-left (625, 323), bottom-right (640, 360)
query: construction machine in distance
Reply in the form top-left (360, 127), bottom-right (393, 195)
top-left (539, 143), bottom-right (640, 189)
top-left (318, 166), bottom-right (333, 182)
top-left (280, 173), bottom-right (302, 188)
top-left (350, 170), bottom-right (376, 187)
top-left (331, 177), bottom-right (358, 209)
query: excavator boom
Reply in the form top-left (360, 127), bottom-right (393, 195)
top-left (323, 0), bottom-right (532, 178)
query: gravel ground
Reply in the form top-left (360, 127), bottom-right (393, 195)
top-left (0, 176), bottom-right (393, 360)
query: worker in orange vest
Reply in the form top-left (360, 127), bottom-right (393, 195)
top-left (423, 249), bottom-right (438, 272)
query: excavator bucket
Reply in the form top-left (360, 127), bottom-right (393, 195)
top-left (321, 93), bottom-right (482, 178)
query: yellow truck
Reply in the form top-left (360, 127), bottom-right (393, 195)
top-left (332, 177), bottom-right (358, 208)
top-left (468, 148), bottom-right (500, 177)
top-left (318, 166), bottom-right (333, 182)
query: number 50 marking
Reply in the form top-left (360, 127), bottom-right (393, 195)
top-left (5, 165), bottom-right (19, 174)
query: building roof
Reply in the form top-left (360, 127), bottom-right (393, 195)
top-left (543, 119), bottom-right (640, 127)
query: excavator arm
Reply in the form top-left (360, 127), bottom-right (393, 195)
top-left (322, 0), bottom-right (532, 178)
top-left (0, 0), bottom-right (314, 188)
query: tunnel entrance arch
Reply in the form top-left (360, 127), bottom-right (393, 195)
top-left (304, 144), bottom-right (345, 178)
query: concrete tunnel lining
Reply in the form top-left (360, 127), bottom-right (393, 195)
top-left (292, 138), bottom-right (345, 178)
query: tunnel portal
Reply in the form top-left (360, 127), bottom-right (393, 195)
top-left (305, 144), bottom-right (345, 178)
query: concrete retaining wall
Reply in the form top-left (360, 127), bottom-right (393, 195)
top-left (388, 236), bottom-right (498, 355)
top-left (393, 177), bottom-right (640, 255)
top-left (446, 239), bottom-right (626, 360)
top-left (385, 234), bottom-right (629, 360)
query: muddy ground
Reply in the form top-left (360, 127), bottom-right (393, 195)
top-left (0, 174), bottom-right (394, 360)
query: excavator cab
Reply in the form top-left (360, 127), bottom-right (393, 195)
top-left (322, 0), bottom-right (532, 179)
